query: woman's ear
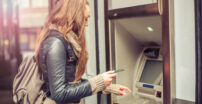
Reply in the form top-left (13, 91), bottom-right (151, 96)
top-left (84, 5), bottom-right (90, 27)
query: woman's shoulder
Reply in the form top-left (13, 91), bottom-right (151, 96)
top-left (44, 37), bottom-right (63, 47)
top-left (43, 30), bottom-right (69, 48)
top-left (41, 39), bottom-right (65, 56)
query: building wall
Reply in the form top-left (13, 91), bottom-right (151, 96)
top-left (174, 0), bottom-right (196, 102)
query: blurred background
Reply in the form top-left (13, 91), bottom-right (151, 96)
top-left (0, 0), bottom-right (50, 103)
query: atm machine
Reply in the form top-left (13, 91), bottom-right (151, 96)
top-left (133, 47), bottom-right (163, 103)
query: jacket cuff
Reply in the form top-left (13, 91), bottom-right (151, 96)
top-left (102, 84), bottom-right (120, 95)
top-left (88, 74), bottom-right (106, 95)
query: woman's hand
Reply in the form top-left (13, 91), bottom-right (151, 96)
top-left (101, 71), bottom-right (117, 86)
top-left (117, 86), bottom-right (132, 96)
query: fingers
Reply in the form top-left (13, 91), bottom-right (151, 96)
top-left (108, 73), bottom-right (117, 78)
top-left (117, 86), bottom-right (132, 96)
top-left (120, 87), bottom-right (124, 91)
top-left (107, 78), bottom-right (112, 82)
top-left (120, 86), bottom-right (132, 93)
top-left (102, 71), bottom-right (117, 86)
top-left (125, 87), bottom-right (132, 93)
top-left (118, 91), bottom-right (125, 96)
top-left (106, 71), bottom-right (114, 74)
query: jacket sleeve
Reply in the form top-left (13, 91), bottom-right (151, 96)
top-left (46, 38), bottom-right (92, 103)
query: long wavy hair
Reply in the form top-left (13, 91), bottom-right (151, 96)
top-left (35, 0), bottom-right (89, 83)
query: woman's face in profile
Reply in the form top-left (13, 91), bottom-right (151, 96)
top-left (84, 5), bottom-right (90, 27)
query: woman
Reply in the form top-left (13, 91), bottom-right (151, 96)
top-left (35, 0), bottom-right (131, 104)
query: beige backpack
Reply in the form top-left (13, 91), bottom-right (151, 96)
top-left (12, 55), bottom-right (54, 104)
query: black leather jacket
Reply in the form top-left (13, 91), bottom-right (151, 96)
top-left (38, 30), bottom-right (92, 104)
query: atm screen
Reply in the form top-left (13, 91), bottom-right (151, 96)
top-left (139, 60), bottom-right (163, 85)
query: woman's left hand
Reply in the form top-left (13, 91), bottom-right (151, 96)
top-left (117, 86), bottom-right (132, 96)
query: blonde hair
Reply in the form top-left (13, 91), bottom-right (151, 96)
top-left (35, 0), bottom-right (89, 83)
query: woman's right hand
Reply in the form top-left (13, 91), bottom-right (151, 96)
top-left (117, 86), bottom-right (132, 96)
top-left (101, 71), bottom-right (117, 86)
